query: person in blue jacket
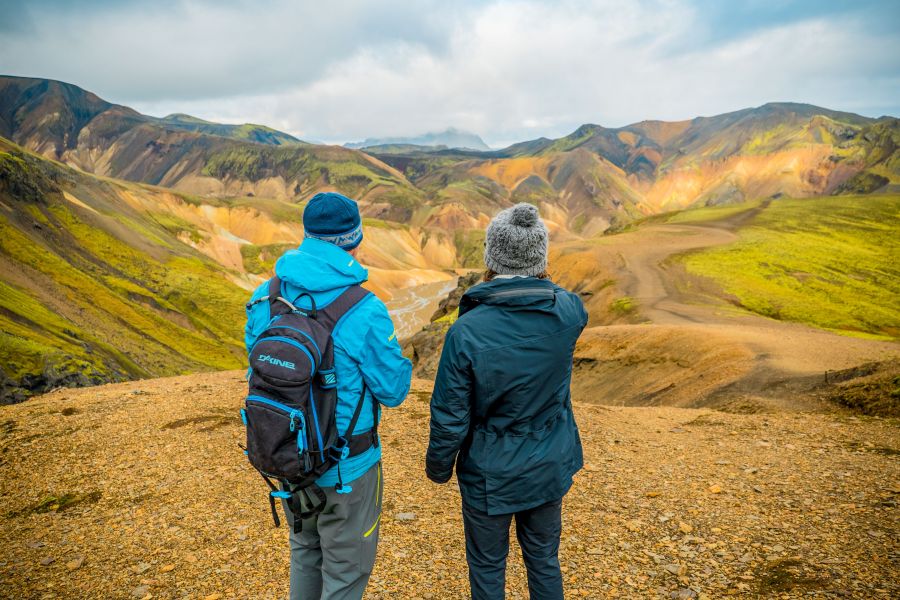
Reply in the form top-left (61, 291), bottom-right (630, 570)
top-left (245, 192), bottom-right (412, 600)
top-left (426, 203), bottom-right (588, 600)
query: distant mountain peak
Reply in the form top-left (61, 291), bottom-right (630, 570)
top-left (346, 127), bottom-right (490, 151)
top-left (161, 113), bottom-right (215, 124)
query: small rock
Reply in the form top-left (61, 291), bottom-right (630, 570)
top-left (671, 587), bottom-right (697, 599)
top-left (678, 522), bottom-right (693, 534)
top-left (40, 556), bottom-right (55, 566)
top-left (159, 563), bottom-right (175, 573)
top-left (646, 491), bottom-right (661, 497)
top-left (131, 585), bottom-right (150, 599)
top-left (133, 562), bottom-right (152, 574)
top-left (395, 512), bottom-right (416, 521)
top-left (203, 594), bottom-right (223, 600)
top-left (708, 484), bottom-right (723, 494)
top-left (66, 556), bottom-right (84, 570)
top-left (664, 563), bottom-right (686, 576)
top-left (586, 547), bottom-right (603, 555)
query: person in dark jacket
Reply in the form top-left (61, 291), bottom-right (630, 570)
top-left (426, 202), bottom-right (588, 600)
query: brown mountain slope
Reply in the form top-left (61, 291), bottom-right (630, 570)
top-left (376, 104), bottom-right (900, 222)
top-left (0, 137), bottom-right (452, 402)
top-left (6, 76), bottom-right (898, 240)
top-left (406, 199), bottom-right (900, 411)
top-left (1, 372), bottom-right (898, 598)
top-left (0, 76), bottom-right (423, 215)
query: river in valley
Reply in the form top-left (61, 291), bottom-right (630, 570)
top-left (386, 277), bottom-right (458, 340)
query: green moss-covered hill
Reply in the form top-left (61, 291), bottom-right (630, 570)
top-left (0, 138), bottom-right (249, 403)
top-left (676, 194), bottom-right (900, 339)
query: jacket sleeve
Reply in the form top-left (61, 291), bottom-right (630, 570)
top-left (425, 326), bottom-right (473, 484)
top-left (358, 297), bottom-right (412, 407)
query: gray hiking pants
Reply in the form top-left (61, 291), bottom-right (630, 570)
top-left (282, 462), bottom-right (383, 600)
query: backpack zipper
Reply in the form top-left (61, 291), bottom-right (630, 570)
top-left (266, 319), bottom-right (323, 364)
top-left (247, 395), bottom-right (313, 473)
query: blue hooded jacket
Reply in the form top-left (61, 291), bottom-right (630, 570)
top-left (426, 277), bottom-right (588, 515)
top-left (245, 237), bottom-right (412, 487)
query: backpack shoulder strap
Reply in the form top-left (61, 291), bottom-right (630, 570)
top-left (317, 285), bottom-right (372, 332)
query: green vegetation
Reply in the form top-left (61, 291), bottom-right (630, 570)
top-left (453, 229), bottom-right (486, 268)
top-left (610, 297), bottom-right (637, 315)
top-left (665, 200), bottom-right (763, 224)
top-left (0, 149), bottom-right (64, 203)
top-left (678, 195), bottom-right (900, 339)
top-left (833, 172), bottom-right (890, 195)
top-left (0, 143), bottom-right (250, 401)
top-left (240, 243), bottom-right (296, 275)
top-left (434, 308), bottom-right (459, 326)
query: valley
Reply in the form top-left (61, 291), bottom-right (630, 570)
top-left (1, 74), bottom-right (899, 410)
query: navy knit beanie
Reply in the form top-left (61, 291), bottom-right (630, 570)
top-left (302, 192), bottom-right (363, 251)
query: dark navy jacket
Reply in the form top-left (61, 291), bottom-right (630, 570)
top-left (426, 277), bottom-right (588, 515)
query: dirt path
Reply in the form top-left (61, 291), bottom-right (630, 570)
top-left (1, 372), bottom-right (897, 599)
top-left (578, 205), bottom-right (898, 407)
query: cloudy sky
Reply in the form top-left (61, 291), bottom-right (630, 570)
top-left (2, 0), bottom-right (898, 147)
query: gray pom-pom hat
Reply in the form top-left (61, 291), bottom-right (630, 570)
top-left (484, 203), bottom-right (549, 276)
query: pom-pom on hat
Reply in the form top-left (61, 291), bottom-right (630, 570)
top-left (484, 203), bottom-right (549, 276)
top-left (302, 192), bottom-right (363, 251)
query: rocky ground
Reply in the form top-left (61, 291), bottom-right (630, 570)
top-left (1, 371), bottom-right (898, 599)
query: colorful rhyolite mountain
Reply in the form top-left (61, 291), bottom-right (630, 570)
top-left (2, 75), bottom-right (897, 236)
top-left (1, 74), bottom-right (897, 402)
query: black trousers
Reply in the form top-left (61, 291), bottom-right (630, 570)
top-left (461, 497), bottom-right (564, 600)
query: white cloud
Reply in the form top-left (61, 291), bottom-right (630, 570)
top-left (2, 0), bottom-right (898, 146)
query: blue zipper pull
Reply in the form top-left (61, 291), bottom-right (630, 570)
top-left (295, 413), bottom-right (306, 451)
top-left (289, 410), bottom-right (298, 432)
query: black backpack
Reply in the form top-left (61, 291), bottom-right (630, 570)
top-left (241, 276), bottom-right (377, 530)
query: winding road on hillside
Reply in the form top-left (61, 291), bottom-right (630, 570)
top-left (574, 202), bottom-right (898, 409)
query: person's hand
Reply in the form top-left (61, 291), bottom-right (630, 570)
top-left (425, 463), bottom-right (452, 484)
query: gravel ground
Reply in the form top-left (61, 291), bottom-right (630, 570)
top-left (1, 371), bottom-right (898, 599)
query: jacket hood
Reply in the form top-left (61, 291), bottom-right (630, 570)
top-left (459, 277), bottom-right (556, 317)
top-left (275, 237), bottom-right (368, 292)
